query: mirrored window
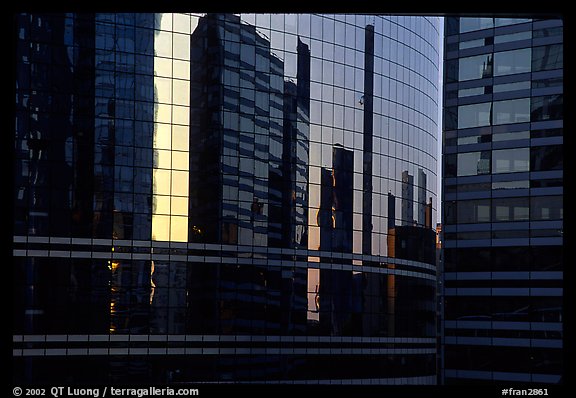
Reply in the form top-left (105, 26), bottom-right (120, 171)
top-left (493, 81), bottom-right (530, 93)
top-left (458, 102), bottom-right (492, 129)
top-left (459, 54), bottom-right (493, 81)
top-left (494, 48), bottom-right (531, 76)
top-left (494, 31), bottom-right (531, 44)
top-left (531, 196), bottom-right (563, 221)
top-left (492, 180), bottom-right (529, 190)
top-left (457, 199), bottom-right (491, 223)
top-left (459, 18), bottom-right (493, 33)
top-left (459, 38), bottom-right (485, 50)
top-left (530, 145), bottom-right (563, 171)
top-left (494, 18), bottom-right (531, 27)
top-left (457, 151), bottom-right (491, 176)
top-left (492, 148), bottom-right (529, 173)
top-left (492, 197), bottom-right (529, 222)
top-left (492, 98), bottom-right (530, 125)
top-left (530, 95), bottom-right (563, 121)
top-left (492, 130), bottom-right (530, 142)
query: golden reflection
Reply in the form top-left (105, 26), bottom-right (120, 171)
top-left (171, 196), bottom-right (188, 216)
top-left (154, 123), bottom-right (171, 149)
top-left (307, 268), bottom-right (320, 322)
top-left (109, 260), bottom-right (120, 333)
top-left (308, 225), bottom-right (320, 250)
top-left (153, 195), bottom-right (171, 215)
top-left (149, 260), bottom-right (156, 305)
top-left (171, 171), bottom-right (189, 196)
top-left (173, 59), bottom-right (190, 80)
top-left (151, 13), bottom-right (190, 243)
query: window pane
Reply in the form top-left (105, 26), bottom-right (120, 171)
top-left (530, 145), bottom-right (563, 171)
top-left (444, 154), bottom-right (457, 178)
top-left (532, 44), bottom-right (563, 71)
top-left (494, 48), bottom-right (531, 76)
top-left (493, 98), bottom-right (530, 125)
top-left (530, 94), bottom-right (563, 121)
top-left (457, 151), bottom-right (491, 176)
top-left (493, 81), bottom-right (530, 93)
top-left (444, 200), bottom-right (456, 224)
top-left (492, 180), bottom-right (529, 190)
top-left (494, 18), bottom-right (531, 27)
top-left (458, 87), bottom-right (485, 97)
top-left (457, 182), bottom-right (491, 192)
top-left (458, 133), bottom-right (491, 145)
top-left (460, 18), bottom-right (494, 33)
top-left (494, 31), bottom-right (531, 44)
top-left (459, 38), bottom-right (485, 50)
top-left (531, 196), bottom-right (563, 220)
top-left (445, 107), bottom-right (458, 130)
top-left (458, 102), bottom-right (492, 129)
top-left (533, 77), bottom-right (562, 89)
top-left (459, 54), bottom-right (493, 81)
top-left (445, 59), bottom-right (458, 83)
top-left (492, 197), bottom-right (529, 222)
top-left (457, 199), bottom-right (491, 223)
top-left (531, 128), bottom-right (562, 138)
top-left (492, 148), bottom-right (529, 173)
top-left (492, 130), bottom-right (530, 142)
top-left (534, 26), bottom-right (563, 39)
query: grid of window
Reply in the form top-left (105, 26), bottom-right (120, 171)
top-left (442, 17), bottom-right (563, 385)
top-left (14, 13), bottom-right (440, 384)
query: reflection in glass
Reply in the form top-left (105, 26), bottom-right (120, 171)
top-left (13, 12), bottom-right (441, 383)
top-left (493, 48), bottom-right (531, 76)
top-left (530, 145), bottom-right (563, 171)
top-left (494, 31), bottom-right (531, 44)
top-left (492, 98), bottom-right (530, 125)
top-left (530, 196), bottom-right (563, 221)
top-left (492, 148), bottom-right (529, 174)
top-left (492, 197), bottom-right (529, 222)
top-left (152, 13), bottom-right (190, 242)
top-left (459, 18), bottom-right (493, 33)
top-left (458, 102), bottom-right (491, 129)
top-left (457, 151), bottom-right (491, 176)
top-left (459, 54), bottom-right (493, 81)
top-left (493, 81), bottom-right (530, 93)
top-left (457, 199), bottom-right (491, 224)
top-left (530, 95), bottom-right (563, 122)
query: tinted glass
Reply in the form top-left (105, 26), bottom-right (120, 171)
top-left (459, 54), bottom-right (493, 81)
top-left (458, 102), bottom-right (492, 129)
top-left (457, 151), bottom-right (491, 176)
top-left (492, 148), bottom-right (529, 173)
top-left (494, 48), bottom-right (531, 76)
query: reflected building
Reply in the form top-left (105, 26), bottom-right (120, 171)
top-left (442, 17), bottom-right (563, 384)
top-left (14, 13), bottom-right (440, 384)
top-left (281, 38), bottom-right (311, 249)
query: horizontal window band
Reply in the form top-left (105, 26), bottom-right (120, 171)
top-left (13, 334), bottom-right (435, 344)
top-left (443, 369), bottom-right (561, 383)
top-left (12, 347), bottom-right (436, 357)
top-left (443, 321), bottom-right (561, 331)
top-left (13, 341), bottom-right (436, 350)
top-left (228, 375), bottom-right (437, 384)
top-left (13, 236), bottom-right (435, 266)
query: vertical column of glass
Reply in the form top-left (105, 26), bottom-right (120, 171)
top-left (152, 13), bottom-right (191, 242)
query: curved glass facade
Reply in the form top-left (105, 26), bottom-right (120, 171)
top-left (13, 13), bottom-right (440, 384)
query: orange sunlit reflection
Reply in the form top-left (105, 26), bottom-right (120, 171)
top-left (151, 13), bottom-right (190, 243)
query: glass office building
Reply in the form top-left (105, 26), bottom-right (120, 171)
top-left (13, 13), bottom-right (440, 384)
top-left (442, 17), bottom-right (563, 384)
